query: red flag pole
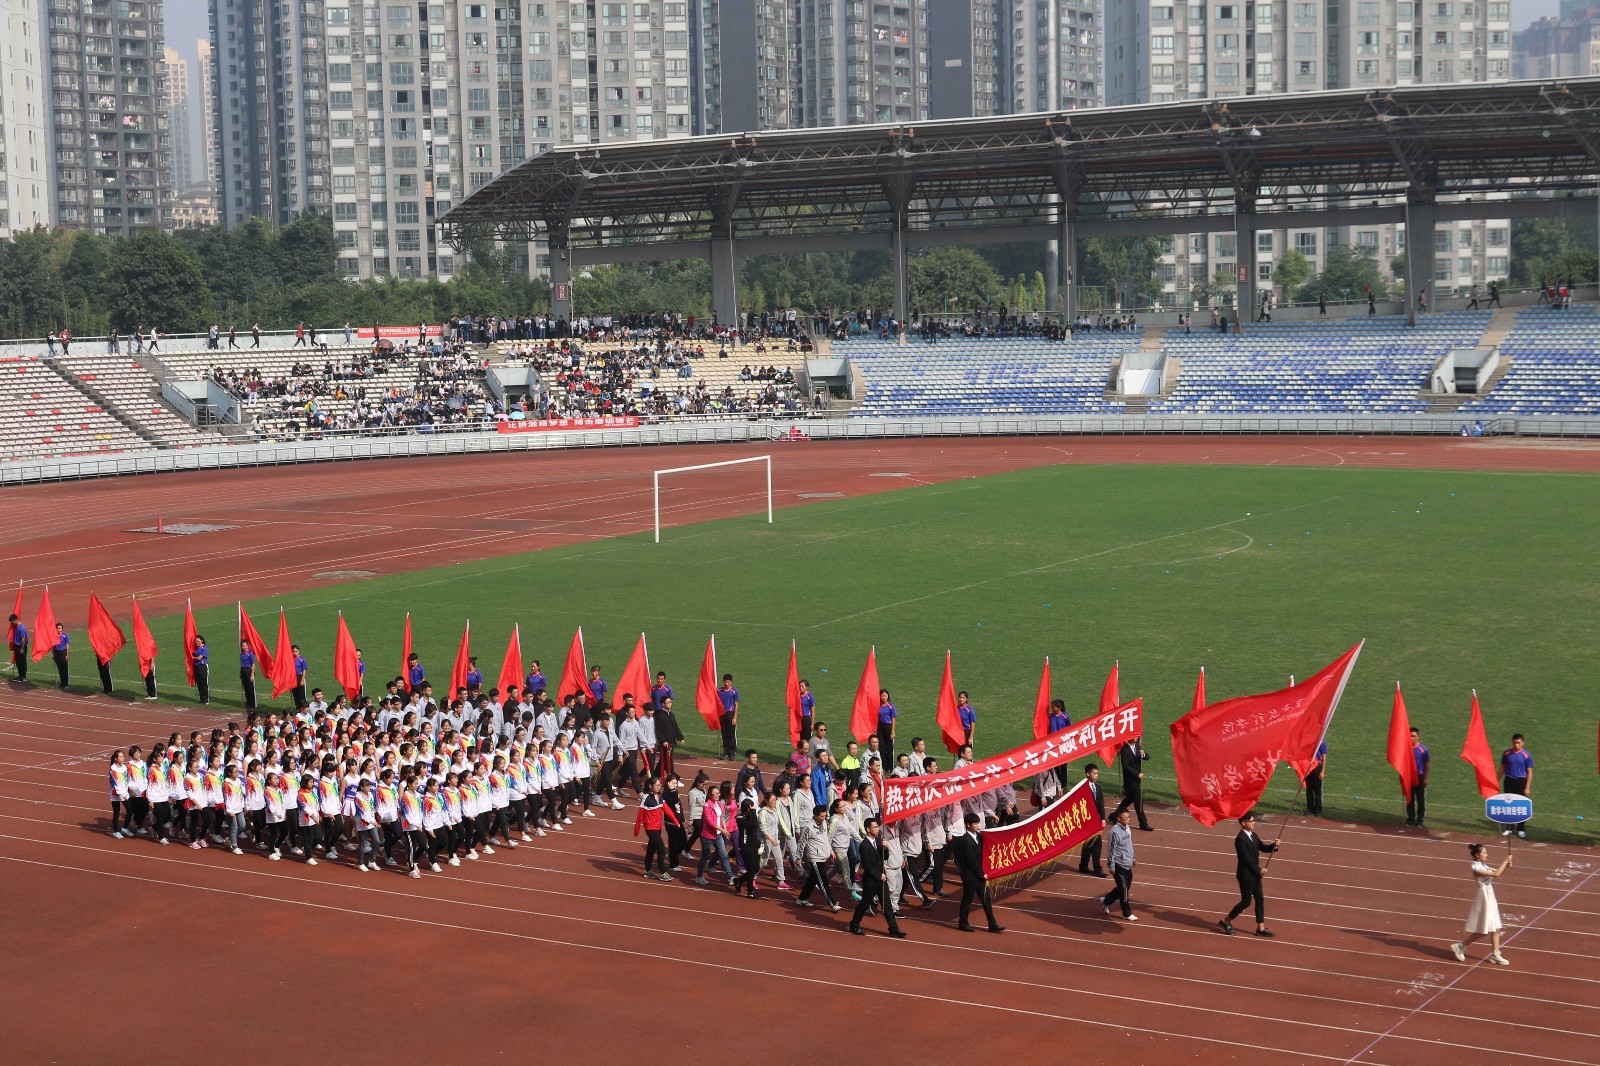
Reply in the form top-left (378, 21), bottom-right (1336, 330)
top-left (1264, 643), bottom-right (1363, 870)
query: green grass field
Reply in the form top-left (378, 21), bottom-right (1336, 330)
top-left (132, 463), bottom-right (1599, 842)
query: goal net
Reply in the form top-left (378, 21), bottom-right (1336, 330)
top-left (652, 454), bottom-right (773, 543)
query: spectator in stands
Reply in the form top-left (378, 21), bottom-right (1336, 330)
top-left (207, 324), bottom-right (220, 350)
top-left (46, 329), bottom-right (58, 357)
top-left (147, 329), bottom-right (162, 354)
top-left (251, 323), bottom-right (262, 348)
top-left (1417, 287), bottom-right (1428, 315)
top-left (293, 322), bottom-right (308, 348)
top-left (1367, 288), bottom-right (1376, 315)
top-left (227, 325), bottom-right (239, 349)
top-left (1466, 286), bottom-right (1481, 310)
top-left (1318, 292), bottom-right (1327, 317)
top-left (1488, 282), bottom-right (1501, 308)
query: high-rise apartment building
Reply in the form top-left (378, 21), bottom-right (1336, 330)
top-left (212, 0), bottom-right (331, 227)
top-left (1, 0), bottom-right (52, 237)
top-left (929, 0), bottom-right (1101, 117)
top-left (794, 0), bottom-right (929, 126)
top-left (1515, 3), bottom-right (1600, 79)
top-left (691, 1), bottom-right (794, 133)
top-left (162, 45), bottom-right (190, 191)
top-left (1105, 0), bottom-right (1513, 301)
top-left (46, 0), bottom-right (172, 233)
top-left (195, 36), bottom-right (218, 192)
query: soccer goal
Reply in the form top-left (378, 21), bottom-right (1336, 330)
top-left (653, 454), bottom-right (772, 543)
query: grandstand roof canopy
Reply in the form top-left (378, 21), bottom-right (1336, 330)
top-left (443, 78), bottom-right (1600, 255)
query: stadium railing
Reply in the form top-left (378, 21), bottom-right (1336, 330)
top-left (2, 413), bottom-right (1589, 486)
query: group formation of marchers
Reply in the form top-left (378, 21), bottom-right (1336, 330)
top-left (62, 640), bottom-right (1529, 968)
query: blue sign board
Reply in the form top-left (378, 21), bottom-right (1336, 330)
top-left (1486, 793), bottom-right (1533, 825)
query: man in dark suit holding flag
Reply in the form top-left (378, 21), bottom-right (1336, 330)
top-left (1111, 734), bottom-right (1153, 831)
top-left (1220, 811), bottom-right (1279, 937)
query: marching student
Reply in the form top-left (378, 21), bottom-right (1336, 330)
top-left (794, 805), bottom-right (841, 912)
top-left (296, 775), bottom-right (323, 865)
top-left (145, 751), bottom-right (172, 845)
top-left (398, 776), bottom-right (426, 878)
top-left (125, 746), bottom-right (150, 839)
top-left (263, 771), bottom-right (288, 859)
top-left (353, 778), bottom-right (382, 871)
top-left (422, 779), bottom-right (448, 872)
top-left (108, 750), bottom-right (132, 837)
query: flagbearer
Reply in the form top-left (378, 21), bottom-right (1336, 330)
top-left (50, 623), bottom-right (70, 690)
top-left (191, 635), bottom-right (210, 705)
top-left (1111, 733), bottom-right (1154, 831)
top-left (1220, 811), bottom-right (1279, 937)
top-left (239, 640), bottom-right (258, 712)
top-left (8, 613), bottom-right (29, 681)
top-left (1405, 728), bottom-right (1429, 827)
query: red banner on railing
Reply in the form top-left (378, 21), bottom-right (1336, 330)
top-left (982, 777), bottom-right (1104, 881)
top-left (881, 699), bottom-right (1143, 825)
top-left (496, 416), bottom-right (640, 434)
top-left (355, 326), bottom-right (444, 339)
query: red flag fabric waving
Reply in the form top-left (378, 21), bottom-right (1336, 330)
top-left (1461, 691), bottom-right (1499, 799)
top-left (7, 582), bottom-right (21, 647)
top-left (694, 635), bottom-right (720, 731)
top-left (935, 651), bottom-right (963, 755)
top-left (557, 626), bottom-right (587, 704)
top-left (498, 624), bottom-right (524, 700)
top-left (400, 612), bottom-right (412, 690)
top-left (1100, 660), bottom-right (1120, 715)
top-left (1032, 657), bottom-right (1052, 740)
top-left (1192, 667), bottom-right (1206, 714)
top-left (849, 645), bottom-right (881, 743)
top-left (613, 633), bottom-right (651, 711)
top-left (1386, 682), bottom-right (1417, 802)
top-left (238, 604), bottom-right (273, 676)
top-left (131, 597), bottom-right (158, 676)
top-left (31, 585), bottom-right (58, 662)
top-left (785, 641), bottom-right (803, 745)
top-left (448, 620), bottom-right (472, 699)
top-left (268, 609), bottom-right (298, 699)
top-left (1169, 642), bottom-right (1363, 827)
top-left (182, 599), bottom-right (198, 686)
top-left (86, 593), bottom-right (127, 665)
top-left (334, 614), bottom-right (362, 701)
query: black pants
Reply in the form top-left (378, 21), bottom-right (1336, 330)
top-left (616, 751), bottom-right (640, 796)
top-left (1227, 876), bottom-right (1266, 924)
top-left (142, 669), bottom-right (157, 698)
top-left (925, 844), bottom-right (950, 893)
top-left (666, 822), bottom-right (688, 868)
top-left (797, 860), bottom-right (836, 907)
top-left (1305, 766), bottom-right (1324, 815)
top-left (850, 874), bottom-right (900, 933)
top-left (240, 669), bottom-right (257, 709)
top-left (644, 828), bottom-right (667, 875)
top-left (1079, 834), bottom-right (1103, 873)
top-left (1103, 864), bottom-right (1135, 917)
top-left (292, 682), bottom-right (307, 710)
top-left (800, 715), bottom-right (813, 742)
top-left (1406, 783), bottom-right (1427, 825)
top-left (1502, 776), bottom-right (1528, 832)
top-left (1112, 779), bottom-right (1149, 828)
top-left (958, 880), bottom-right (998, 929)
top-left (52, 649), bottom-right (69, 689)
top-left (719, 718), bottom-right (737, 760)
top-left (194, 664), bottom-right (209, 703)
top-left (97, 660), bottom-right (113, 695)
top-left (876, 723), bottom-right (894, 767)
top-left (11, 643), bottom-right (27, 680)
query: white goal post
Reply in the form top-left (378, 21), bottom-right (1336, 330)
top-left (653, 455), bottom-right (772, 543)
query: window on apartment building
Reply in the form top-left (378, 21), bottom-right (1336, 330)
top-left (1356, 231), bottom-right (1378, 248)
top-left (1487, 256), bottom-right (1508, 274)
top-left (1257, 232), bottom-right (1273, 252)
top-left (1435, 231), bottom-right (1452, 252)
top-left (329, 63), bottom-right (351, 81)
top-left (1487, 228), bottom-right (1507, 246)
top-left (1152, 5), bottom-right (1173, 18)
top-left (1357, 1), bottom-right (1378, 23)
top-left (386, 5), bottom-right (412, 26)
top-left (331, 146), bottom-right (356, 165)
top-left (1215, 234), bottom-right (1236, 258)
top-left (328, 7), bottom-right (350, 25)
top-left (1215, 4), bottom-right (1236, 18)
top-left (395, 202), bottom-right (419, 223)
top-left (1294, 32), bottom-right (1316, 54)
top-left (468, 88), bottom-right (490, 109)
top-left (1294, 232), bottom-right (1317, 254)
top-left (1293, 2), bottom-right (1315, 22)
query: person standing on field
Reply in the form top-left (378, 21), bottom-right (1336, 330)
top-left (716, 673), bottom-right (740, 761)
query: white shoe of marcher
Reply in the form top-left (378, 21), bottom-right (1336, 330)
top-left (1488, 952), bottom-right (1510, 966)
top-left (1450, 942), bottom-right (1466, 962)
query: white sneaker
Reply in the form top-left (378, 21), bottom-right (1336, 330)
top-left (110, 830), bottom-right (123, 839)
top-left (1124, 914), bottom-right (1139, 922)
top-left (231, 847), bottom-right (244, 855)
top-left (385, 857), bottom-right (397, 868)
top-left (610, 800), bottom-right (623, 810)
top-left (582, 810), bottom-right (596, 818)
top-left (159, 837), bottom-right (169, 846)
top-left (356, 863), bottom-right (368, 872)
top-left (562, 817), bottom-right (572, 826)
top-left (269, 851), bottom-right (281, 861)
top-left (482, 845), bottom-right (496, 855)
top-left (1488, 952), bottom-right (1510, 966)
top-left (467, 850), bottom-right (480, 860)
top-left (1502, 829), bottom-right (1513, 836)
top-left (1103, 904), bottom-right (1112, 915)
top-left (430, 863), bottom-right (442, 873)
top-left (551, 824), bottom-right (563, 832)
top-left (306, 857), bottom-right (318, 866)
top-left (1450, 942), bottom-right (1466, 962)
top-left (1516, 831), bottom-right (1526, 839)
top-left (536, 828), bottom-right (546, 837)
top-left (520, 832), bottom-right (533, 842)
top-left (291, 847), bottom-right (304, 856)
top-left (410, 868), bottom-right (421, 878)
top-left (448, 856), bottom-right (461, 867)
top-left (506, 840), bottom-right (518, 849)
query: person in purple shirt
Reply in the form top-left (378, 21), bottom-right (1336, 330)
top-left (525, 659), bottom-right (546, 699)
top-left (354, 648), bottom-right (366, 697)
top-left (650, 671), bottom-right (674, 712)
top-left (876, 688), bottom-right (896, 765)
top-left (464, 656), bottom-right (484, 691)
top-left (50, 623), bottom-right (70, 690)
top-left (716, 674), bottom-right (739, 760)
top-left (956, 690), bottom-right (977, 747)
top-left (797, 678), bottom-right (816, 740)
top-left (407, 653), bottom-right (426, 697)
top-left (1405, 727), bottom-right (1429, 826)
top-left (8, 615), bottom-right (29, 682)
top-left (291, 644), bottom-right (309, 710)
top-left (191, 635), bottom-right (210, 705)
top-left (1500, 734), bottom-right (1533, 838)
top-left (587, 665), bottom-right (608, 711)
top-left (239, 640), bottom-right (258, 712)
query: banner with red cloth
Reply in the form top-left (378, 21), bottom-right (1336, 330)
top-left (182, 599), bottom-right (198, 686)
top-left (87, 593), bottom-right (126, 665)
top-left (1461, 691), bottom-right (1500, 799)
top-left (849, 645), bottom-right (881, 743)
top-left (613, 633), bottom-right (650, 711)
top-left (785, 642), bottom-right (803, 746)
top-left (1169, 643), bottom-right (1363, 827)
top-left (31, 586), bottom-right (58, 662)
top-left (982, 777), bottom-right (1105, 882)
top-left (694, 635), bottom-right (719, 730)
top-left (131, 597), bottom-right (158, 676)
top-left (935, 651), bottom-right (964, 755)
top-left (356, 325), bottom-right (443, 340)
top-left (882, 699), bottom-right (1143, 825)
top-left (496, 416), bottom-right (639, 434)
top-left (334, 614), bottom-right (362, 700)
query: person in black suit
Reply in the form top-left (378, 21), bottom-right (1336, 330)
top-left (1219, 811), bottom-right (1279, 937)
top-left (952, 812), bottom-right (1004, 933)
top-left (1077, 764), bottom-right (1107, 877)
top-left (1110, 735), bottom-right (1154, 830)
top-left (848, 817), bottom-right (906, 938)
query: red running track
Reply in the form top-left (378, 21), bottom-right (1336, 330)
top-left (2, 435), bottom-right (1599, 1062)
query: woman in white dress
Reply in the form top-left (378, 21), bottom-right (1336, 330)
top-left (1452, 843), bottom-right (1513, 966)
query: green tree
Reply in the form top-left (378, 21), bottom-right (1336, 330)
top-left (1272, 248), bottom-right (1313, 303)
top-left (1308, 246), bottom-right (1386, 303)
top-left (1080, 235), bottom-right (1164, 309)
top-left (276, 213), bottom-right (339, 288)
top-left (107, 231), bottom-right (210, 332)
top-left (0, 229), bottom-right (67, 338)
top-left (1510, 217), bottom-right (1597, 287)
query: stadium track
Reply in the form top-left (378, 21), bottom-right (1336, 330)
top-left (2, 434), bottom-right (1599, 1064)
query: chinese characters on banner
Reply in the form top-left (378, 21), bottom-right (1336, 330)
top-left (981, 777), bottom-right (1105, 881)
top-left (496, 416), bottom-right (641, 434)
top-left (880, 699), bottom-right (1143, 825)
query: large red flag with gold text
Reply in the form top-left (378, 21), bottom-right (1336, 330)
top-left (1169, 642), bottom-right (1363, 827)
top-left (849, 645), bottom-right (880, 743)
top-left (1461, 691), bottom-right (1499, 799)
top-left (87, 593), bottom-right (127, 665)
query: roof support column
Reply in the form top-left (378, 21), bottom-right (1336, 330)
top-left (1234, 204), bottom-right (1256, 330)
top-left (1049, 160), bottom-right (1083, 330)
top-left (886, 173), bottom-right (914, 331)
top-left (548, 225), bottom-right (572, 327)
top-left (1404, 197), bottom-right (1436, 326)
top-left (710, 185), bottom-right (741, 329)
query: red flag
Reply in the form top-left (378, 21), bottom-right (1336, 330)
top-left (1169, 642), bottom-right (1363, 827)
top-left (268, 609), bottom-right (297, 699)
top-left (448, 620), bottom-right (471, 699)
top-left (401, 612), bottom-right (412, 690)
top-left (785, 641), bottom-right (803, 746)
top-left (182, 599), bottom-right (198, 686)
top-left (557, 625), bottom-right (587, 705)
top-left (498, 624), bottom-right (524, 700)
top-left (1387, 682), bottom-right (1417, 802)
top-left (7, 582), bottom-right (21, 648)
top-left (935, 651), bottom-right (963, 755)
top-left (1032, 656), bottom-right (1052, 740)
top-left (238, 603), bottom-right (273, 676)
top-left (849, 645), bottom-right (880, 743)
top-left (31, 585), bottom-right (58, 662)
top-left (131, 596), bottom-right (157, 676)
top-left (1100, 660), bottom-right (1120, 715)
top-left (334, 613), bottom-right (362, 701)
top-left (86, 593), bottom-right (126, 665)
top-left (613, 633), bottom-right (650, 711)
top-left (694, 635), bottom-right (720, 731)
top-left (1192, 666), bottom-right (1206, 714)
top-left (1461, 690), bottom-right (1499, 800)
